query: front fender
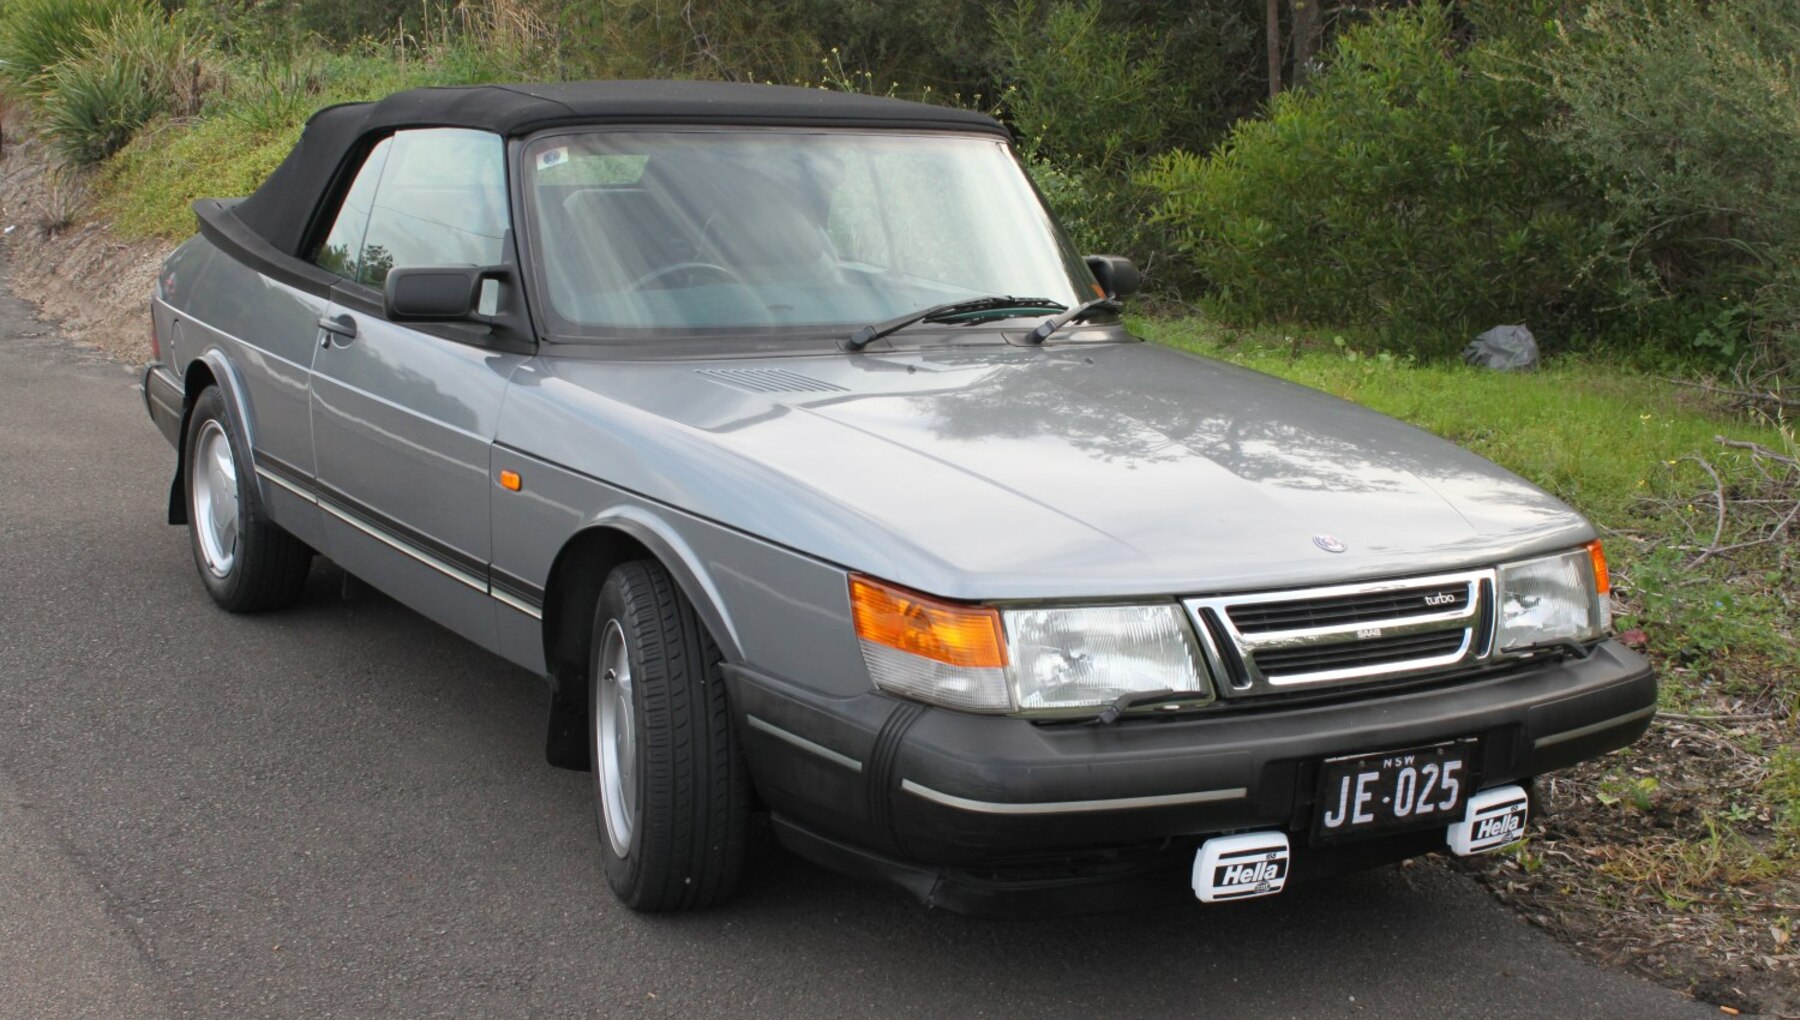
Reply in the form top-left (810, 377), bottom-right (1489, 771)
top-left (579, 504), bottom-right (744, 664)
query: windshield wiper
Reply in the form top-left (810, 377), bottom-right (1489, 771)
top-left (1022, 296), bottom-right (1122, 345)
top-left (845, 296), bottom-right (1066, 351)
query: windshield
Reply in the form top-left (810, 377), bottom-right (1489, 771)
top-left (521, 129), bottom-right (1095, 339)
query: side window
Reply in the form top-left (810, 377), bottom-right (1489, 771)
top-left (313, 137), bottom-right (392, 282)
top-left (356, 128), bottom-right (509, 288)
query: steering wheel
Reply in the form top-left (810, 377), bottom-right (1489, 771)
top-left (630, 261), bottom-right (747, 292)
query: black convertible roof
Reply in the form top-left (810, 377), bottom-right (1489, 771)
top-left (226, 80), bottom-right (1009, 259)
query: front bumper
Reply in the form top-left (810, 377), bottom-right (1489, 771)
top-left (725, 641), bottom-right (1656, 913)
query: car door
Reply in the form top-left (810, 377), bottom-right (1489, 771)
top-left (306, 127), bottom-right (527, 650)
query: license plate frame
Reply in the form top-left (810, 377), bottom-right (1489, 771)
top-left (1311, 738), bottom-right (1479, 844)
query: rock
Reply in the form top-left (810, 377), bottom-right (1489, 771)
top-left (1463, 324), bottom-right (1540, 371)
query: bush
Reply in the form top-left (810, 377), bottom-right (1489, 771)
top-left (1141, 3), bottom-right (1621, 355)
top-left (39, 55), bottom-right (164, 166)
top-left (1545, 0), bottom-right (1800, 371)
top-left (993, 0), bottom-right (1167, 178)
top-left (993, 0), bottom-right (1197, 292)
top-left (0, 0), bottom-right (145, 93)
top-left (37, 5), bottom-right (215, 166)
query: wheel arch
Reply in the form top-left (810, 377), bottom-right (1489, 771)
top-left (168, 349), bottom-right (256, 525)
top-left (540, 508), bottom-right (745, 684)
top-left (536, 508), bottom-right (745, 771)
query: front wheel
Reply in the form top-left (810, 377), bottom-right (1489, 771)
top-left (590, 560), bottom-right (750, 911)
top-left (183, 386), bottom-right (311, 612)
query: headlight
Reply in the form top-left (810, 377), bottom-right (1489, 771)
top-left (850, 575), bottom-right (1212, 715)
top-left (1003, 604), bottom-right (1208, 713)
top-left (1496, 542), bottom-right (1611, 652)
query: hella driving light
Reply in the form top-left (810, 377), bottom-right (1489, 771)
top-left (1497, 544), bottom-right (1611, 652)
top-left (1003, 604), bottom-right (1209, 713)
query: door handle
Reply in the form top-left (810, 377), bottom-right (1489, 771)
top-left (318, 313), bottom-right (357, 346)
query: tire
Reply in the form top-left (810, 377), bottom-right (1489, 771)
top-left (589, 559), bottom-right (750, 911)
top-left (183, 386), bottom-right (312, 613)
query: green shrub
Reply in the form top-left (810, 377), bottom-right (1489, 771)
top-left (993, 0), bottom-right (1196, 292)
top-left (1141, 3), bottom-right (1621, 356)
top-left (219, 59), bottom-right (322, 134)
top-left (1545, 0), bottom-right (1800, 370)
top-left (992, 0), bottom-right (1167, 178)
top-left (39, 54), bottom-right (166, 165)
top-left (0, 0), bottom-right (144, 93)
top-left (38, 5), bottom-right (216, 166)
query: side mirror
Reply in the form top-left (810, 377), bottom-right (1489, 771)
top-left (1085, 255), bottom-right (1141, 300)
top-left (384, 266), bottom-right (508, 322)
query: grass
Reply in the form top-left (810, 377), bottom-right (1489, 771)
top-left (94, 49), bottom-right (526, 241)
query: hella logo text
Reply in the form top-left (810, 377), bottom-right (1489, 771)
top-left (1216, 860), bottom-right (1286, 886)
top-left (1474, 812), bottom-right (1524, 842)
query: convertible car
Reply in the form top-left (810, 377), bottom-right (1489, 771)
top-left (141, 81), bottom-right (1656, 915)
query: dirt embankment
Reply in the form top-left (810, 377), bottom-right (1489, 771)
top-left (0, 119), bottom-right (172, 363)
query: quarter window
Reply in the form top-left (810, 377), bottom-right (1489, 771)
top-left (312, 128), bottom-right (509, 290)
top-left (313, 137), bottom-right (391, 282)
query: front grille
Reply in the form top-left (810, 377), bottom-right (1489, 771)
top-left (1185, 570), bottom-right (1494, 698)
top-left (1228, 585), bottom-right (1470, 634)
top-left (1250, 630), bottom-right (1468, 676)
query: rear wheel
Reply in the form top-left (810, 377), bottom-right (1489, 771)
top-left (183, 387), bottom-right (311, 612)
top-left (590, 560), bottom-right (750, 911)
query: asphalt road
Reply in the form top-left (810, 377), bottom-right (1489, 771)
top-left (0, 282), bottom-right (1715, 1020)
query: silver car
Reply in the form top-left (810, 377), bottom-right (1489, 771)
top-left (142, 81), bottom-right (1655, 915)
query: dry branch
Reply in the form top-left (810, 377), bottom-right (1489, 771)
top-left (1664, 377), bottom-right (1800, 416)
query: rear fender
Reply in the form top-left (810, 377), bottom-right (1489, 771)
top-left (168, 347), bottom-right (258, 525)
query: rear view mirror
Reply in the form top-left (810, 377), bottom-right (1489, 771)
top-left (1085, 255), bottom-right (1142, 300)
top-left (384, 266), bottom-right (508, 322)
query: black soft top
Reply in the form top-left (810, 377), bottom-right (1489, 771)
top-left (226, 80), bottom-right (1008, 259)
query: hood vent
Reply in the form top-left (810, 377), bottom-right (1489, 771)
top-left (697, 367), bottom-right (846, 394)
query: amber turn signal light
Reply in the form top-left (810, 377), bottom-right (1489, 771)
top-left (499, 469), bottom-right (522, 492)
top-left (849, 574), bottom-right (1007, 669)
top-left (1586, 539), bottom-right (1610, 595)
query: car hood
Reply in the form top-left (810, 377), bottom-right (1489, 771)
top-left (508, 340), bottom-right (1592, 600)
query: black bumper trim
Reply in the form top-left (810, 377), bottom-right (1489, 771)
top-left (1532, 703), bottom-right (1657, 749)
top-left (898, 778), bottom-right (1247, 815)
top-left (746, 714), bottom-right (862, 772)
top-left (141, 362), bottom-right (183, 448)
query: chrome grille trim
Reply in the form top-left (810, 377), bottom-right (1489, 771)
top-left (1184, 569), bottom-right (1496, 697)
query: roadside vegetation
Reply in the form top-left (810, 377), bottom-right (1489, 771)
top-left (0, 0), bottom-right (1794, 1009)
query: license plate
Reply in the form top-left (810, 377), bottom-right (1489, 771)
top-left (1313, 740), bottom-right (1475, 842)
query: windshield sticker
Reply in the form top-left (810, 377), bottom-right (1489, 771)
top-left (536, 146), bottom-right (568, 171)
